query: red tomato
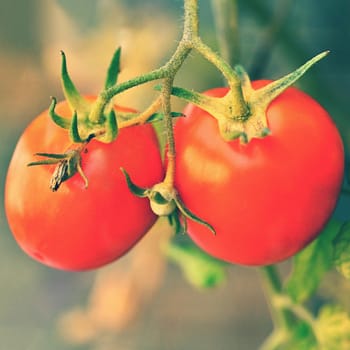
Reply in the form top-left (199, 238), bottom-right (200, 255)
top-left (5, 99), bottom-right (164, 271)
top-left (174, 81), bottom-right (344, 266)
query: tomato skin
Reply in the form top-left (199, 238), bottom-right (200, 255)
top-left (174, 81), bottom-right (344, 266)
top-left (5, 100), bottom-right (164, 271)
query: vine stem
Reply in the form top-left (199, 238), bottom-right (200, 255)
top-left (161, 0), bottom-right (199, 186)
top-left (162, 77), bottom-right (176, 186)
top-left (88, 66), bottom-right (168, 124)
top-left (192, 38), bottom-right (248, 116)
top-left (89, 0), bottom-right (248, 132)
top-left (119, 96), bottom-right (162, 128)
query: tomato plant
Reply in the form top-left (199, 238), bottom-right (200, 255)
top-left (5, 0), bottom-right (350, 348)
top-left (5, 99), bottom-right (164, 271)
top-left (174, 81), bottom-right (344, 265)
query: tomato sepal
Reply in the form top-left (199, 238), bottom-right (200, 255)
top-left (28, 149), bottom-right (88, 191)
top-left (60, 50), bottom-right (91, 114)
top-left (120, 167), bottom-right (150, 198)
top-left (121, 168), bottom-right (215, 235)
top-left (104, 47), bottom-right (121, 90)
top-left (173, 195), bottom-right (215, 235)
top-left (168, 51), bottom-right (329, 142)
top-left (121, 168), bottom-right (176, 215)
top-left (49, 96), bottom-right (71, 129)
top-left (168, 210), bottom-right (185, 235)
top-left (103, 109), bottom-right (119, 142)
top-left (69, 111), bottom-right (85, 142)
top-left (146, 111), bottom-right (184, 124)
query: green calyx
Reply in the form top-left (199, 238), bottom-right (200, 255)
top-left (52, 49), bottom-right (182, 143)
top-left (120, 168), bottom-right (215, 235)
top-left (169, 51), bottom-right (329, 143)
top-left (49, 50), bottom-right (121, 143)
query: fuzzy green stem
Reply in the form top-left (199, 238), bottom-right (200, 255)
top-left (183, 0), bottom-right (199, 39)
top-left (161, 0), bottom-right (200, 186)
top-left (162, 77), bottom-right (176, 186)
top-left (88, 66), bottom-right (168, 123)
top-left (192, 38), bottom-right (248, 117)
top-left (210, 0), bottom-right (240, 67)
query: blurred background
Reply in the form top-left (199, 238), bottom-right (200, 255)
top-left (0, 0), bottom-right (350, 349)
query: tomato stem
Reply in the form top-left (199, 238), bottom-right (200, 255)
top-left (119, 96), bottom-right (163, 128)
top-left (88, 66), bottom-right (169, 124)
top-left (162, 77), bottom-right (176, 186)
top-left (183, 0), bottom-right (199, 39)
top-left (193, 38), bottom-right (249, 117)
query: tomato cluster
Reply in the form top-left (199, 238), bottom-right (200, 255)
top-left (5, 81), bottom-right (344, 270)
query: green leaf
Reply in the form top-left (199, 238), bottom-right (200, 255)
top-left (165, 235), bottom-right (228, 289)
top-left (333, 221), bottom-right (350, 279)
top-left (287, 322), bottom-right (317, 350)
top-left (261, 320), bottom-right (317, 350)
top-left (314, 304), bottom-right (350, 349)
top-left (285, 220), bottom-right (342, 303)
top-left (104, 47), bottom-right (121, 89)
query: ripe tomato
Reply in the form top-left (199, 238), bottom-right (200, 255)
top-left (5, 99), bottom-right (164, 271)
top-left (174, 81), bottom-right (344, 266)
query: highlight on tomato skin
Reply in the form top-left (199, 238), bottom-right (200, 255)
top-left (4, 99), bottom-right (165, 271)
top-left (174, 82), bottom-right (345, 266)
